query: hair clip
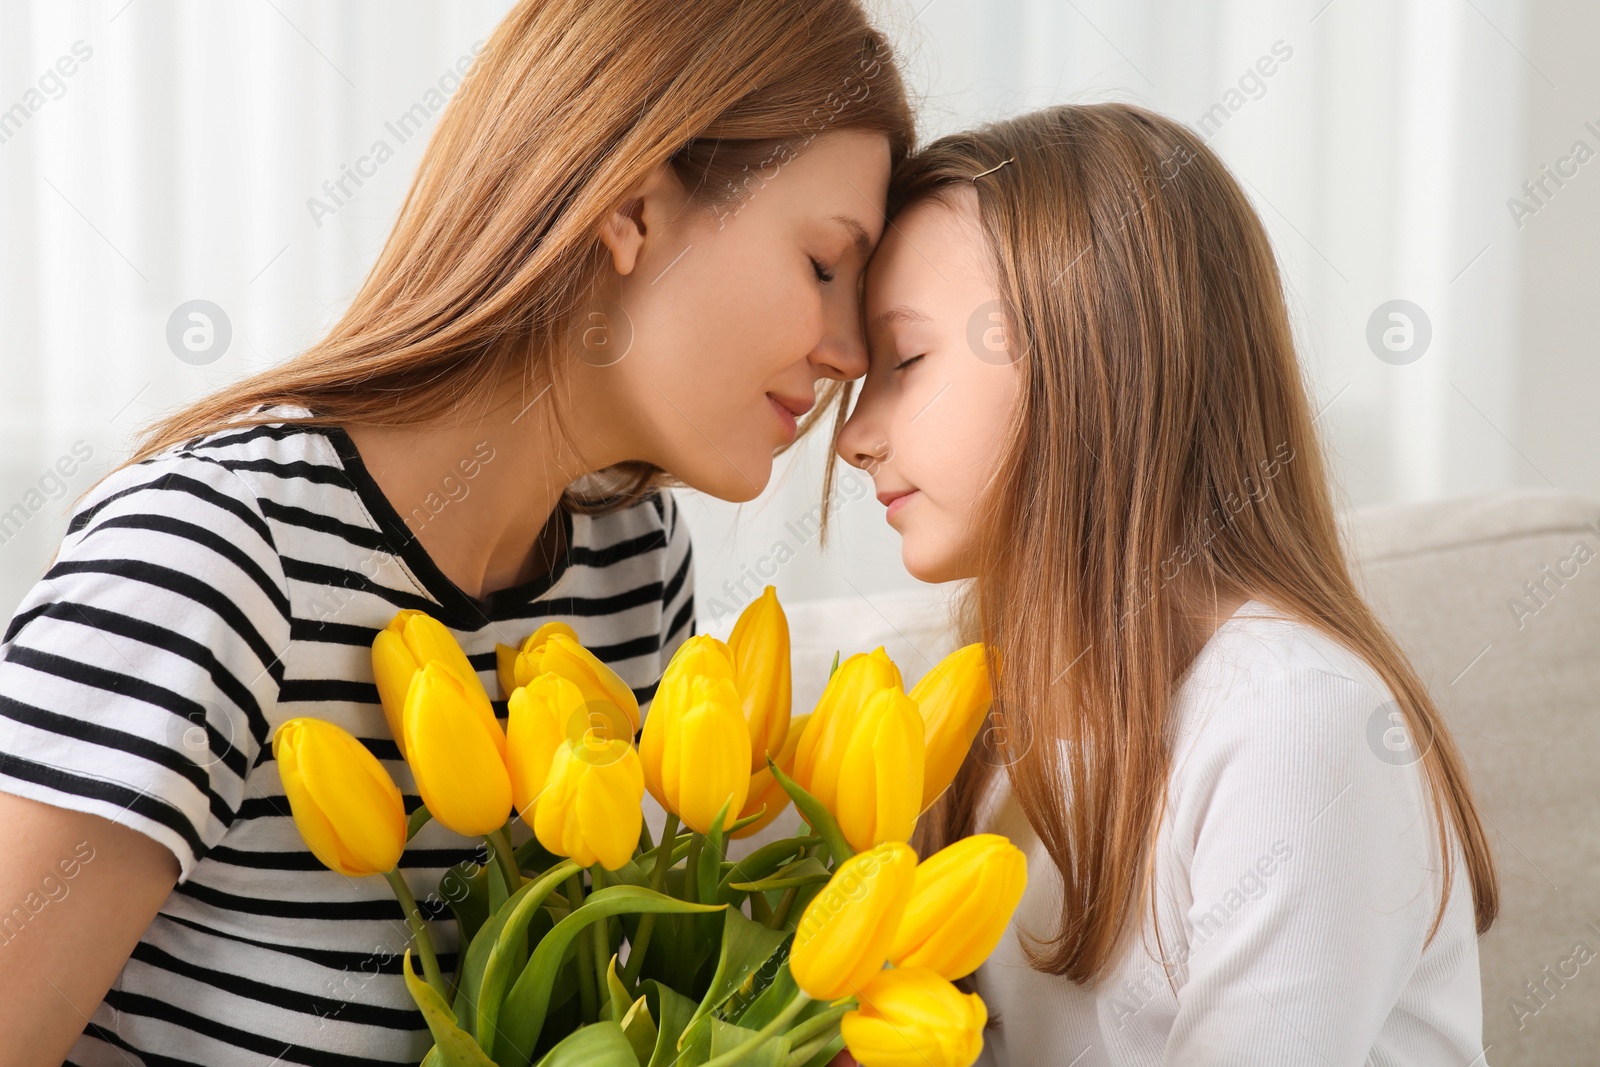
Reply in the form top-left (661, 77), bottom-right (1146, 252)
top-left (970, 157), bottom-right (1014, 181)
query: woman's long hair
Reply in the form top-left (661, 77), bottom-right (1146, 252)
top-left (825, 102), bottom-right (1497, 984)
top-left (78, 0), bottom-right (915, 517)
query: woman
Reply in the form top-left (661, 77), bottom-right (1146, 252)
top-left (830, 103), bottom-right (1497, 1065)
top-left (0, 0), bottom-right (914, 1062)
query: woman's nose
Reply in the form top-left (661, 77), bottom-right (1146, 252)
top-left (811, 295), bottom-right (870, 382)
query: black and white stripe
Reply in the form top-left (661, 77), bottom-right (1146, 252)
top-left (0, 403), bottom-right (696, 1065)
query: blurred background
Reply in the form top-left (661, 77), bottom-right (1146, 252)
top-left (0, 0), bottom-right (1593, 626)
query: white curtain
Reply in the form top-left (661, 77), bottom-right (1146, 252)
top-left (0, 0), bottom-right (1559, 626)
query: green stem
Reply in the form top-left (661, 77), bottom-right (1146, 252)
top-left (783, 1001), bottom-right (852, 1050)
top-left (679, 832), bottom-right (704, 984)
top-left (567, 870), bottom-right (597, 1021)
top-left (486, 825), bottom-right (522, 890)
top-left (785, 1032), bottom-right (843, 1067)
top-left (749, 888), bottom-right (775, 926)
top-left (638, 814), bottom-right (655, 854)
top-left (383, 868), bottom-right (449, 1003)
top-left (621, 812), bottom-right (678, 988)
top-left (590, 865), bottom-right (611, 1015)
top-left (771, 886), bottom-right (800, 929)
top-left (770, 844), bottom-right (811, 930)
top-left (697, 991), bottom-right (813, 1067)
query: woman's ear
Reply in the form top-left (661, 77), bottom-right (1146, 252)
top-left (597, 160), bottom-right (683, 276)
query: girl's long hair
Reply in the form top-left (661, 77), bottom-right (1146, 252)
top-left (825, 102), bottom-right (1497, 984)
top-left (76, 0), bottom-right (914, 518)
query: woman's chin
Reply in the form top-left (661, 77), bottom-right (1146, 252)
top-left (678, 452), bottom-right (772, 503)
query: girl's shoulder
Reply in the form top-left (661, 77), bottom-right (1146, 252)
top-left (1180, 599), bottom-right (1389, 705)
top-left (1169, 600), bottom-right (1405, 773)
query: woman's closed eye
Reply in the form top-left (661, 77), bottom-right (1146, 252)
top-left (810, 256), bottom-right (836, 283)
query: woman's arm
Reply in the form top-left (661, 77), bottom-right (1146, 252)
top-left (0, 791), bottom-right (179, 1067)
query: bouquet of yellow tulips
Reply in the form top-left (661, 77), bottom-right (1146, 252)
top-left (270, 586), bottom-right (1026, 1067)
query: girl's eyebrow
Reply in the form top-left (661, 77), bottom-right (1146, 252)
top-left (870, 304), bottom-right (932, 331)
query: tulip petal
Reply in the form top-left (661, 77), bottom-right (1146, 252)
top-left (789, 841), bottom-right (917, 1000)
top-left (405, 664), bottom-right (513, 837)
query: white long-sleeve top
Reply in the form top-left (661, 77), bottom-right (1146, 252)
top-left (971, 600), bottom-right (1488, 1066)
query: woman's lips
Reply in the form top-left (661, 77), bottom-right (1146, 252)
top-left (768, 394), bottom-right (798, 441)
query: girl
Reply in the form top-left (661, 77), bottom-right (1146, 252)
top-left (833, 103), bottom-right (1498, 1065)
top-left (0, 1), bottom-right (913, 1062)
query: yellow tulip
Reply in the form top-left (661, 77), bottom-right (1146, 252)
top-left (403, 661), bottom-right (513, 837)
top-left (533, 735), bottom-right (645, 870)
top-left (731, 712), bottom-right (808, 840)
top-left (512, 629), bottom-right (640, 738)
top-left (793, 647), bottom-right (903, 813)
top-left (660, 632), bottom-right (737, 687)
top-left (496, 620), bottom-right (579, 699)
top-left (727, 586), bottom-right (792, 771)
top-left (638, 634), bottom-right (739, 818)
top-left (372, 609), bottom-right (494, 761)
top-left (833, 687), bottom-right (925, 852)
top-left (888, 834), bottom-right (1027, 980)
top-left (639, 669), bottom-right (751, 834)
top-left (841, 966), bottom-right (987, 1067)
top-left (910, 644), bottom-right (993, 813)
top-left (272, 717), bottom-right (407, 877)
top-left (506, 672), bottom-right (587, 819)
top-left (789, 841), bottom-right (917, 1001)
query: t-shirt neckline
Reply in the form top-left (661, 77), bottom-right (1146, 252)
top-left (314, 418), bottom-right (577, 623)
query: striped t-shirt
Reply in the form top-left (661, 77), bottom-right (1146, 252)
top-left (0, 402), bottom-right (696, 1065)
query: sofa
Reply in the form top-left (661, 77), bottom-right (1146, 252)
top-left (712, 488), bottom-right (1600, 1066)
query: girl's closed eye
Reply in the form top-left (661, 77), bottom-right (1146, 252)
top-left (893, 353), bottom-right (924, 372)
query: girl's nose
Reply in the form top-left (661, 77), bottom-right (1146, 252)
top-left (837, 400), bottom-right (888, 471)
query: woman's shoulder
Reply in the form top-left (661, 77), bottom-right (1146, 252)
top-left (579, 485), bottom-right (688, 554)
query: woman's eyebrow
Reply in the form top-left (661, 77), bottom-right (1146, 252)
top-left (833, 214), bottom-right (873, 256)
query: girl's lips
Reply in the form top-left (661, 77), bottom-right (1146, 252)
top-left (885, 490), bottom-right (919, 522)
top-left (768, 394), bottom-right (798, 441)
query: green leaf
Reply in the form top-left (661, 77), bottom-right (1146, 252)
top-left (531, 1020), bottom-right (639, 1067)
top-left (604, 954), bottom-right (631, 1023)
top-left (679, 908), bottom-right (792, 1045)
top-left (676, 1013), bottom-right (792, 1067)
top-left (401, 947), bottom-right (497, 1066)
top-left (711, 1018), bottom-right (790, 1067)
top-left (493, 887), bottom-right (727, 1067)
top-left (475, 861), bottom-right (581, 1048)
top-left (698, 800), bottom-right (733, 907)
top-left (515, 832), bottom-right (565, 875)
top-left (407, 803), bottom-right (432, 841)
top-left (729, 952), bottom-right (796, 1029)
top-left (724, 807), bottom-right (769, 835)
top-left (791, 1032), bottom-right (846, 1067)
top-left (766, 758), bottom-right (854, 867)
top-left (714, 837), bottom-right (820, 902)
top-left (488, 848), bottom-right (513, 916)
top-left (827, 650), bottom-right (840, 679)
top-left (642, 980), bottom-right (697, 1067)
top-left (780, 880), bottom-right (828, 934)
top-left (618, 993), bottom-right (657, 1065)
top-left (728, 857), bottom-right (832, 894)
